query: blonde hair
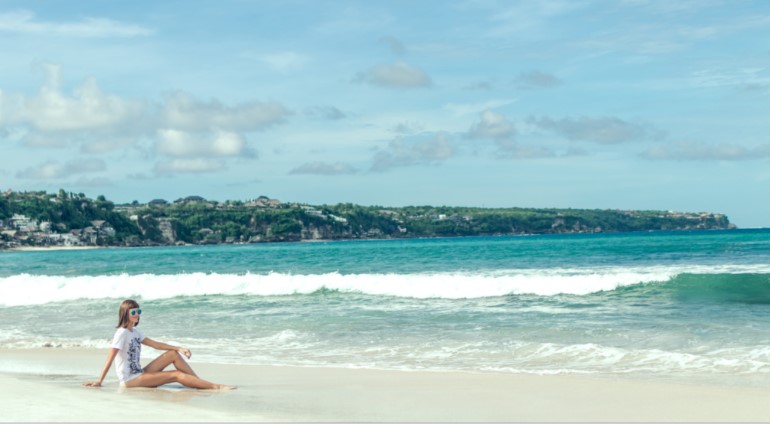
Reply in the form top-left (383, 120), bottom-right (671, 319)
top-left (116, 299), bottom-right (140, 329)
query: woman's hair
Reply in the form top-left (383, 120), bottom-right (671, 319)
top-left (116, 299), bottom-right (140, 329)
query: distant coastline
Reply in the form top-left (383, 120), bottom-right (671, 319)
top-left (1, 188), bottom-right (735, 250)
top-left (5, 245), bottom-right (101, 252)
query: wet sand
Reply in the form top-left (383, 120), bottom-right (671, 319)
top-left (2, 348), bottom-right (769, 422)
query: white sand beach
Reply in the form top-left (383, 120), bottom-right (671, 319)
top-left (2, 348), bottom-right (770, 422)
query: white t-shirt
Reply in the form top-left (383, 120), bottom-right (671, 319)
top-left (112, 327), bottom-right (144, 383)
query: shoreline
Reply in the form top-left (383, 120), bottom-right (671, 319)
top-left (2, 348), bottom-right (770, 422)
top-left (3, 245), bottom-right (102, 252)
top-left (2, 227), bottom-right (762, 253)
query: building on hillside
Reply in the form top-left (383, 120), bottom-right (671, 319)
top-left (11, 214), bottom-right (34, 229)
top-left (90, 220), bottom-right (117, 238)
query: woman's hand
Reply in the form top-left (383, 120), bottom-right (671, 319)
top-left (82, 381), bottom-right (102, 388)
top-left (177, 347), bottom-right (192, 359)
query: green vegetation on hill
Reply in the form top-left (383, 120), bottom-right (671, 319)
top-left (0, 189), bottom-right (733, 248)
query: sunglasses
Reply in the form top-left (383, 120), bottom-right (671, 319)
top-left (130, 309), bottom-right (142, 316)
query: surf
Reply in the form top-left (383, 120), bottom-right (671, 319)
top-left (3, 265), bottom-right (770, 306)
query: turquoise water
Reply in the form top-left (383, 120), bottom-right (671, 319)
top-left (2, 229), bottom-right (770, 386)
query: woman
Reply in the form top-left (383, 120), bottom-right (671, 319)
top-left (83, 299), bottom-right (235, 390)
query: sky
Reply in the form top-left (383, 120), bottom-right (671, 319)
top-left (0, 1), bottom-right (769, 228)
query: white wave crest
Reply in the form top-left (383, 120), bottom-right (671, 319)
top-left (0, 268), bottom-right (681, 306)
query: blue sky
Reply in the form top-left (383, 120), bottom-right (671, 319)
top-left (0, 1), bottom-right (768, 228)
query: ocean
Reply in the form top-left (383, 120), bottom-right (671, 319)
top-left (2, 229), bottom-right (770, 387)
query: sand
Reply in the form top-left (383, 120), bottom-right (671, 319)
top-left (2, 348), bottom-right (770, 422)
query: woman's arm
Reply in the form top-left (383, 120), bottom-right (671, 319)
top-left (142, 337), bottom-right (191, 359)
top-left (82, 348), bottom-right (119, 387)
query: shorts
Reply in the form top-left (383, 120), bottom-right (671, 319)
top-left (119, 371), bottom-right (143, 387)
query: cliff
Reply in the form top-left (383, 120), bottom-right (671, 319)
top-left (0, 189), bottom-right (734, 249)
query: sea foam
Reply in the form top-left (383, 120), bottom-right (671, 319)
top-left (4, 265), bottom-right (768, 306)
top-left (0, 269), bottom-right (661, 306)
top-left (6, 265), bottom-right (770, 306)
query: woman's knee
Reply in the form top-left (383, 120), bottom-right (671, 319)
top-left (169, 370), bottom-right (186, 382)
top-left (163, 350), bottom-right (182, 360)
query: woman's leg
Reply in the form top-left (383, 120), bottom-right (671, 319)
top-left (143, 350), bottom-right (198, 376)
top-left (125, 370), bottom-right (230, 390)
top-left (134, 350), bottom-right (236, 390)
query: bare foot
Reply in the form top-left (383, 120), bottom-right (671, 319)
top-left (215, 384), bottom-right (237, 390)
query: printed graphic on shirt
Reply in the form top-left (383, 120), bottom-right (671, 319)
top-left (128, 336), bottom-right (143, 376)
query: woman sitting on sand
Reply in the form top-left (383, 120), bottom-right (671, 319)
top-left (83, 299), bottom-right (235, 390)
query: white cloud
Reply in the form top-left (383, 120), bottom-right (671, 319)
top-left (64, 157), bottom-right (107, 173)
top-left (16, 162), bottom-right (66, 179)
top-left (514, 71), bottom-right (561, 89)
top-left (258, 51), bottom-right (310, 71)
top-left (354, 61), bottom-right (432, 88)
top-left (390, 121), bottom-right (424, 135)
top-left (1, 64), bottom-right (147, 133)
top-left (0, 9), bottom-right (152, 37)
top-left (156, 129), bottom-right (254, 158)
top-left (81, 136), bottom-right (143, 154)
top-left (466, 110), bottom-right (516, 140)
top-left (18, 130), bottom-right (70, 148)
top-left (371, 133), bottom-right (455, 172)
top-left (495, 143), bottom-right (555, 159)
top-left (162, 91), bottom-right (291, 132)
top-left (1, 65), bottom-right (296, 177)
top-left (289, 161), bottom-right (358, 175)
top-left (464, 111), bottom-right (557, 159)
top-left (127, 172), bottom-right (152, 180)
top-left (531, 116), bottom-right (664, 144)
top-left (304, 106), bottom-right (346, 120)
top-left (463, 80), bottom-right (497, 91)
top-left (443, 99), bottom-right (516, 117)
top-left (16, 158), bottom-right (106, 179)
top-left (154, 159), bottom-right (226, 174)
top-left (380, 36), bottom-right (407, 55)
